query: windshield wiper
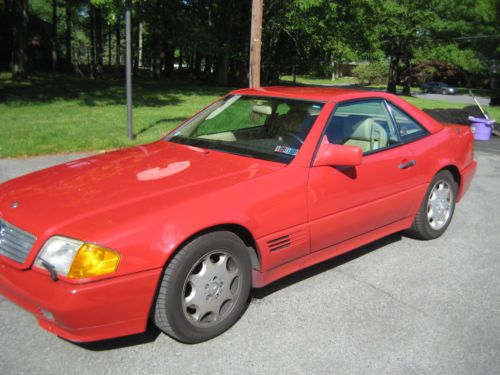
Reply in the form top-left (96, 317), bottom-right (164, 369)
top-left (207, 147), bottom-right (254, 158)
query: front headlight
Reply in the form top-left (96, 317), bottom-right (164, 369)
top-left (35, 236), bottom-right (121, 279)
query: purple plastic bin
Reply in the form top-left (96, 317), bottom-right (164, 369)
top-left (469, 116), bottom-right (495, 141)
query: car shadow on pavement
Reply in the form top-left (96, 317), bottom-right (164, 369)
top-left (75, 322), bottom-right (161, 351)
top-left (252, 233), bottom-right (402, 299)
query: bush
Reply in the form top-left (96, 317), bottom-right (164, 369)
top-left (412, 61), bottom-right (465, 86)
top-left (352, 62), bottom-right (388, 85)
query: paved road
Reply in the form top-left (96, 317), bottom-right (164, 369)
top-left (0, 153), bottom-right (96, 183)
top-left (413, 93), bottom-right (490, 106)
top-left (302, 82), bottom-right (491, 106)
top-left (1, 144), bottom-right (499, 375)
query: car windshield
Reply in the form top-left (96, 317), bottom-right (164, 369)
top-left (165, 95), bottom-right (325, 164)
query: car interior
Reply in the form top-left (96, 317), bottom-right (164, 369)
top-left (196, 99), bottom-right (322, 151)
top-left (175, 96), bottom-right (427, 161)
top-left (326, 114), bottom-right (396, 153)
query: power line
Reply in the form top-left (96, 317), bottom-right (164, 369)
top-left (453, 34), bottom-right (500, 40)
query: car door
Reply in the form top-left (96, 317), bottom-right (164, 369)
top-left (308, 99), bottom-right (421, 252)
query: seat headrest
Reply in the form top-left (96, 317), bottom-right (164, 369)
top-left (307, 106), bottom-right (322, 116)
top-left (252, 105), bottom-right (272, 116)
top-left (346, 118), bottom-right (376, 140)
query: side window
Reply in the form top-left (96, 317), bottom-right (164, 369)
top-left (387, 102), bottom-right (428, 143)
top-left (325, 100), bottom-right (400, 154)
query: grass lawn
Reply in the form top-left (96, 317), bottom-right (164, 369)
top-left (280, 75), bottom-right (497, 98)
top-left (280, 75), bottom-right (359, 85)
top-left (0, 73), bottom-right (228, 158)
top-left (405, 96), bottom-right (500, 122)
top-left (1, 73), bottom-right (498, 158)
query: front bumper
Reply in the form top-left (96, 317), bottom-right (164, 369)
top-left (0, 258), bottom-right (162, 342)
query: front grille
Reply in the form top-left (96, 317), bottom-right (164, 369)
top-left (0, 219), bottom-right (37, 263)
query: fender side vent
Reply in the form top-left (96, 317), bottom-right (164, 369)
top-left (268, 235), bottom-right (291, 252)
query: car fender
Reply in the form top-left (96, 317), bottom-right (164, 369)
top-left (47, 163), bottom-right (309, 282)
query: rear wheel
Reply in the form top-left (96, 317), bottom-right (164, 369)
top-left (153, 231), bottom-right (252, 343)
top-left (407, 170), bottom-right (457, 240)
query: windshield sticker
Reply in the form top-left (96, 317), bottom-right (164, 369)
top-left (274, 145), bottom-right (298, 156)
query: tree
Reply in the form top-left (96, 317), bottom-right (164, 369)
top-left (65, 0), bottom-right (73, 69)
top-left (11, 0), bottom-right (29, 79)
top-left (249, 0), bottom-right (262, 88)
top-left (51, 0), bottom-right (58, 70)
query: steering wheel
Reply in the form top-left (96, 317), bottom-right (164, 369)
top-left (282, 132), bottom-right (304, 146)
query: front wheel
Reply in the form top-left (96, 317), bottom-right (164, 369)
top-left (407, 170), bottom-right (457, 240)
top-left (153, 231), bottom-right (252, 343)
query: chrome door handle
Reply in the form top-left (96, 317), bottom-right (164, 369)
top-left (398, 160), bottom-right (416, 169)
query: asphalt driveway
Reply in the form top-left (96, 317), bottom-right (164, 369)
top-left (1, 142), bottom-right (499, 375)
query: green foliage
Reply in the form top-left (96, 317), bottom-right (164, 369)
top-left (5, 0), bottom-right (498, 91)
top-left (412, 60), bottom-right (465, 85)
top-left (352, 62), bottom-right (388, 85)
top-left (415, 46), bottom-right (485, 75)
top-left (30, 0), bottom-right (53, 23)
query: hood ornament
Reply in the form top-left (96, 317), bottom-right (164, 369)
top-left (10, 202), bottom-right (20, 209)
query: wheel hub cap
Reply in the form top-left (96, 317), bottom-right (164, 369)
top-left (427, 180), bottom-right (453, 230)
top-left (205, 277), bottom-right (223, 300)
top-left (182, 251), bottom-right (241, 327)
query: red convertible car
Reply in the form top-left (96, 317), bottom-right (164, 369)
top-left (0, 87), bottom-right (476, 344)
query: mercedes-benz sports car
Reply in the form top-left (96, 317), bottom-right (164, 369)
top-left (0, 87), bottom-right (476, 343)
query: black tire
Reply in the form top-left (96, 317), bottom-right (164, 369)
top-left (406, 170), bottom-right (457, 240)
top-left (153, 231), bottom-right (252, 343)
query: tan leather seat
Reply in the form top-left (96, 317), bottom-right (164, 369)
top-left (344, 118), bottom-right (388, 153)
top-left (273, 109), bottom-right (308, 133)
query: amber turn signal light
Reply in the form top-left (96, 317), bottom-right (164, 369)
top-left (68, 244), bottom-right (121, 279)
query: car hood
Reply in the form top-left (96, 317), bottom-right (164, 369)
top-left (0, 141), bottom-right (282, 236)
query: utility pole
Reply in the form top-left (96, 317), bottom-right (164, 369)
top-left (249, 0), bottom-right (263, 88)
top-left (125, 0), bottom-right (134, 139)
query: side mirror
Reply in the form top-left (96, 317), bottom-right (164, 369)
top-left (313, 138), bottom-right (362, 167)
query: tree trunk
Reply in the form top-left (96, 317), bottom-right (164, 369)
top-left (215, 51), bottom-right (229, 84)
top-left (204, 55), bottom-right (212, 75)
top-left (152, 33), bottom-right (162, 79)
top-left (12, 0), bottom-right (28, 79)
top-left (401, 55), bottom-right (412, 96)
top-left (387, 54), bottom-right (399, 94)
top-left (108, 23), bottom-right (112, 66)
top-left (89, 7), bottom-right (96, 78)
top-left (249, 0), bottom-right (263, 88)
top-left (138, 22), bottom-right (143, 69)
top-left (94, 7), bottom-right (104, 74)
top-left (51, 0), bottom-right (58, 71)
top-left (115, 19), bottom-right (121, 67)
top-left (132, 20), bottom-right (138, 72)
top-left (65, 2), bottom-right (72, 69)
top-left (164, 42), bottom-right (174, 76)
top-left (194, 52), bottom-right (202, 74)
top-left (331, 62), bottom-right (337, 81)
top-left (178, 48), bottom-right (183, 72)
top-left (4, 0), bottom-right (14, 71)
